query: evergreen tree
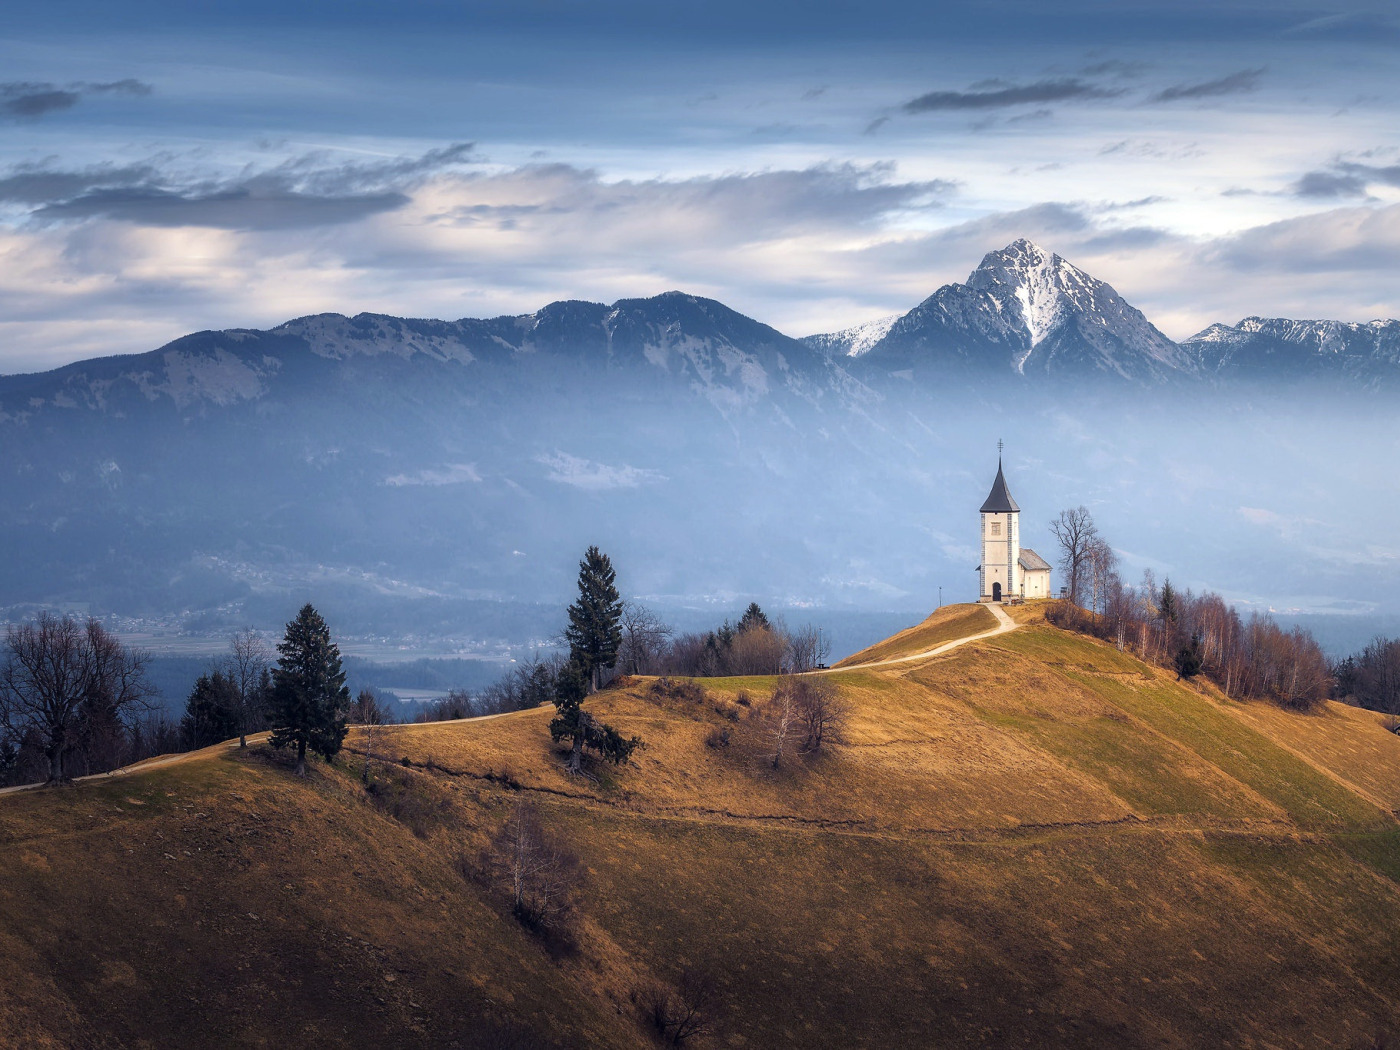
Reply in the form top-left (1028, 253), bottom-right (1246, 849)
top-left (548, 660), bottom-right (642, 774)
top-left (737, 603), bottom-right (770, 634)
top-left (267, 604), bottom-right (350, 776)
top-left (180, 671), bottom-right (241, 749)
top-left (564, 546), bottom-right (623, 692)
top-left (1159, 579), bottom-right (1178, 630)
top-left (1174, 633), bottom-right (1204, 681)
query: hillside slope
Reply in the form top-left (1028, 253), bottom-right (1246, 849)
top-left (6, 606), bottom-right (1400, 1047)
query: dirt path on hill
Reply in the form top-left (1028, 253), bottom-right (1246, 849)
top-left (0, 614), bottom-right (1013, 798)
top-left (814, 602), bottom-right (1018, 674)
top-left (0, 705), bottom-right (547, 798)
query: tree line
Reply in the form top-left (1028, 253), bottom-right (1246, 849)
top-left (0, 603), bottom-right (358, 785)
top-left (1047, 506), bottom-right (1331, 710)
top-left (617, 600), bottom-right (830, 678)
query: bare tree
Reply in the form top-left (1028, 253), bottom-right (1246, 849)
top-left (786, 623), bottom-right (831, 673)
top-left (227, 629), bottom-right (271, 748)
top-left (727, 625), bottom-right (786, 675)
top-left (0, 613), bottom-right (152, 783)
top-left (1049, 506), bottom-right (1099, 606)
top-left (618, 601), bottom-right (673, 676)
top-left (1085, 537), bottom-right (1118, 615)
top-left (638, 967), bottom-right (718, 1046)
top-left (794, 678), bottom-right (849, 753)
top-left (765, 680), bottom-right (801, 770)
top-left (349, 687), bottom-right (392, 725)
top-left (481, 800), bottom-right (582, 931)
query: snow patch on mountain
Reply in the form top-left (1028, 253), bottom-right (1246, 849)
top-left (1183, 315), bottom-right (1400, 379)
top-left (142, 348), bottom-right (268, 407)
top-left (801, 315), bottom-right (900, 357)
top-left (278, 313), bottom-right (476, 364)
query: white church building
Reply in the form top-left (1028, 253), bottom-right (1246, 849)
top-left (976, 456), bottom-right (1052, 603)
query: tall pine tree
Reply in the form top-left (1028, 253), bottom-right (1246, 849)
top-left (737, 602), bottom-right (770, 634)
top-left (564, 546), bottom-right (623, 693)
top-left (267, 604), bottom-right (349, 776)
top-left (552, 547), bottom-right (640, 774)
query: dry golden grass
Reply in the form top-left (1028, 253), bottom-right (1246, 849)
top-left (7, 610), bottom-right (1400, 1047)
top-left (834, 603), bottom-right (996, 666)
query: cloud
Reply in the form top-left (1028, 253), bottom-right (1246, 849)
top-left (1293, 170), bottom-right (1369, 199)
top-left (36, 187), bottom-right (410, 230)
top-left (1078, 60), bottom-right (1148, 79)
top-left (1292, 160), bottom-right (1400, 199)
top-left (0, 80), bottom-right (151, 119)
top-left (429, 162), bottom-right (954, 247)
top-left (1149, 69), bottom-right (1263, 104)
top-left (537, 451), bottom-right (666, 490)
top-left (384, 463), bottom-right (482, 487)
top-left (6, 143), bottom-right (477, 231)
top-left (902, 78), bottom-right (1120, 113)
top-left (1282, 12), bottom-right (1400, 41)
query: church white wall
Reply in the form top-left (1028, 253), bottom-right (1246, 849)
top-left (980, 510), bottom-right (1020, 600)
top-left (1022, 568), bottom-right (1051, 599)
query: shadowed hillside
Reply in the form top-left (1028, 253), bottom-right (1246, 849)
top-left (6, 604), bottom-right (1400, 1048)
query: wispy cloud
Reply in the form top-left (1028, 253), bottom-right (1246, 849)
top-left (0, 79), bottom-right (150, 119)
top-left (902, 78), bottom-right (1120, 113)
top-left (537, 451), bottom-right (666, 490)
top-left (1149, 69), bottom-right (1263, 104)
top-left (384, 463), bottom-right (482, 487)
top-left (5, 143), bottom-right (477, 231)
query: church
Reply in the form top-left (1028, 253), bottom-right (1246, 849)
top-left (976, 455), bottom-right (1052, 602)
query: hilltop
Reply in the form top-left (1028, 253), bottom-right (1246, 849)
top-left (6, 604), bottom-right (1400, 1047)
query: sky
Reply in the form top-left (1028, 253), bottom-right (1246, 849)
top-left (3, 0), bottom-right (1400, 373)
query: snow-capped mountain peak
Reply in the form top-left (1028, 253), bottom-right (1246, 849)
top-left (828, 239), bottom-right (1194, 382)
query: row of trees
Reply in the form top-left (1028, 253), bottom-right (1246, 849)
top-left (0, 604), bottom-right (355, 785)
top-left (1334, 637), bottom-right (1400, 716)
top-left (1047, 508), bottom-right (1331, 710)
top-left (414, 655), bottom-right (566, 723)
top-left (0, 614), bottom-right (156, 784)
top-left (618, 601), bottom-right (830, 678)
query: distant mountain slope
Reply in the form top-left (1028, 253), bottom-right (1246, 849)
top-left (0, 290), bottom-right (854, 419)
top-left (841, 239), bottom-right (1195, 382)
top-left (3, 240), bottom-right (1400, 633)
top-left (800, 314), bottom-right (899, 357)
top-left (1183, 315), bottom-right (1400, 384)
top-left (6, 609), bottom-right (1400, 1047)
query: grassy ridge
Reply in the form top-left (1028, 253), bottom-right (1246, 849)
top-left (6, 604), bottom-right (1400, 1047)
top-left (834, 604), bottom-right (997, 667)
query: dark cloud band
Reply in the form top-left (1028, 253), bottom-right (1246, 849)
top-left (902, 79), bottom-right (1120, 113)
top-left (1149, 69), bottom-right (1263, 103)
top-left (0, 79), bottom-right (153, 119)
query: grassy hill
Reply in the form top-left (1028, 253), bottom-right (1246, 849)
top-left (6, 603), bottom-right (1400, 1048)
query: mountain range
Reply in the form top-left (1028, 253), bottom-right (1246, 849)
top-left (1, 238), bottom-right (1397, 642)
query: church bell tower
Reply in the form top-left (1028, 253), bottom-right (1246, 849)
top-left (978, 446), bottom-right (1020, 603)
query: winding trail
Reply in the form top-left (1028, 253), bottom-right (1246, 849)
top-left (815, 602), bottom-right (1018, 674)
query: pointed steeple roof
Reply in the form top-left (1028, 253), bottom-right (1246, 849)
top-left (979, 458), bottom-right (1020, 513)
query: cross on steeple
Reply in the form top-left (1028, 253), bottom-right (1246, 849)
top-left (997, 438), bottom-right (1004, 458)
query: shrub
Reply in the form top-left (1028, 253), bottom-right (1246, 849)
top-left (633, 968), bottom-right (716, 1046)
top-left (646, 677), bottom-right (710, 705)
top-left (705, 727), bottom-right (731, 750)
top-left (479, 801), bottom-right (582, 947)
top-left (364, 767), bottom-right (447, 839)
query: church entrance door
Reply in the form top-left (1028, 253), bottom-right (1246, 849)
top-left (992, 582), bottom-right (1002, 602)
